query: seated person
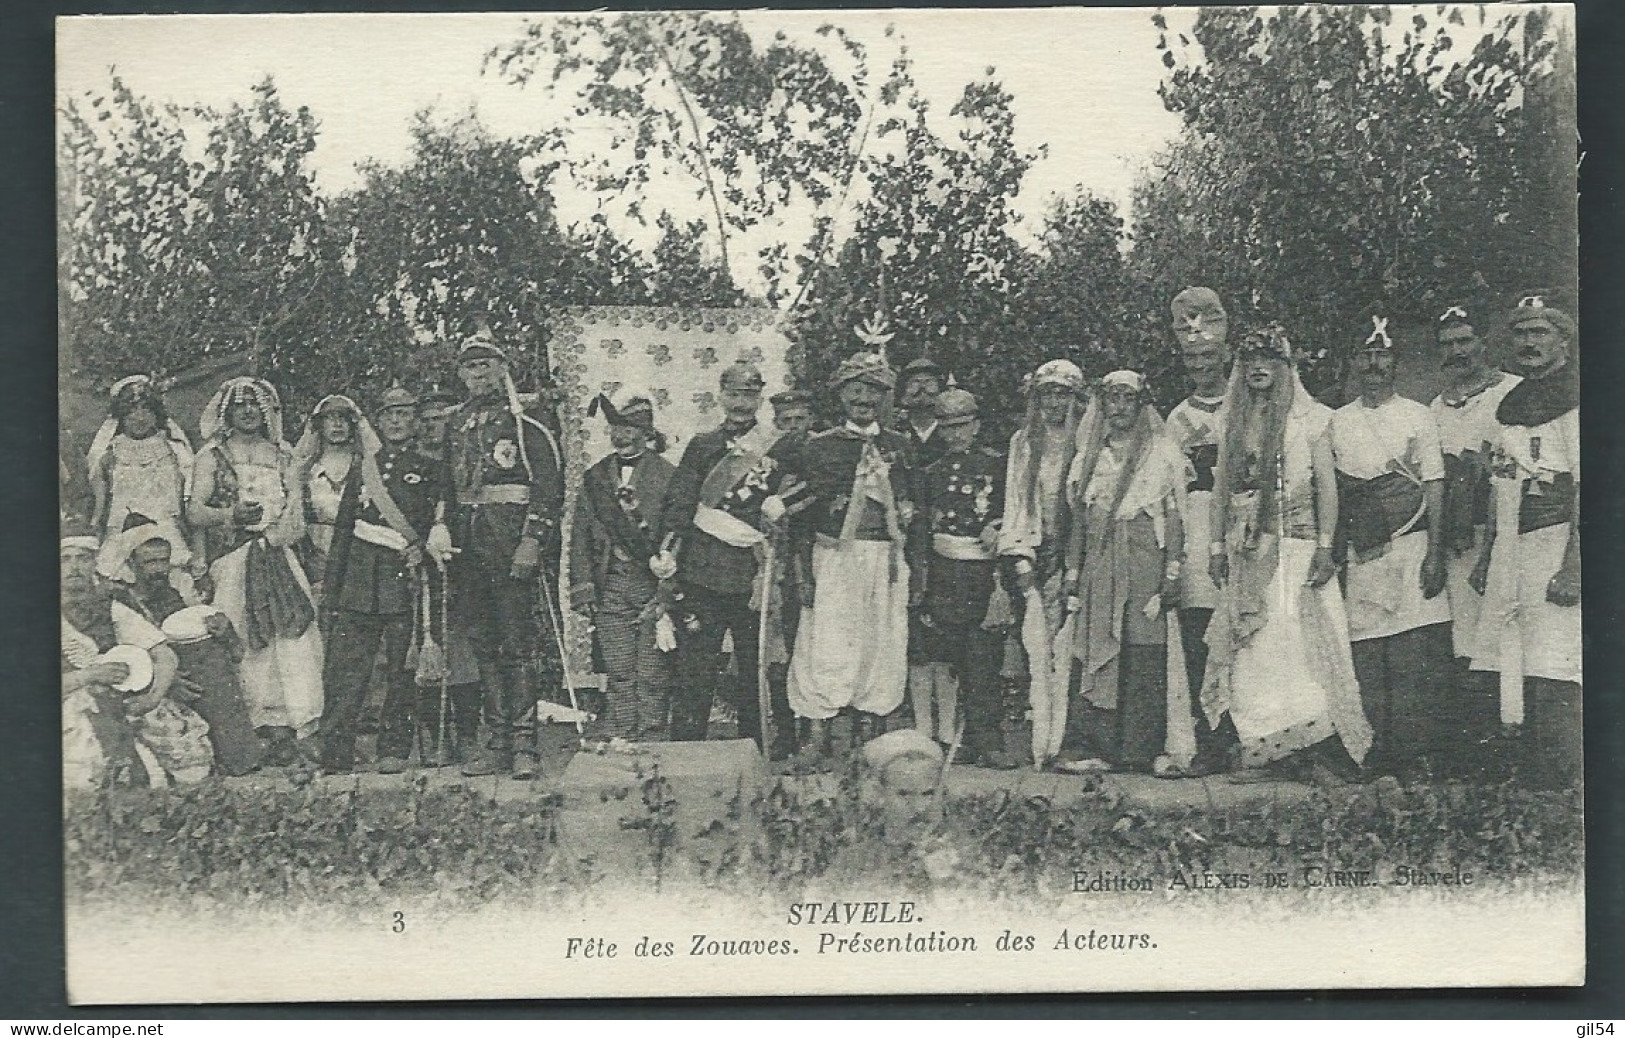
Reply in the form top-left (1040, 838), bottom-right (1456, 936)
top-left (102, 513), bottom-right (262, 776)
top-left (62, 527), bottom-right (215, 790)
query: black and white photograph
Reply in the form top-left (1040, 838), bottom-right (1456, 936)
top-left (54, 5), bottom-right (1582, 1003)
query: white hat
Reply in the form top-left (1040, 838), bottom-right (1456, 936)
top-left (860, 728), bottom-right (944, 773)
top-left (1032, 359), bottom-right (1085, 391)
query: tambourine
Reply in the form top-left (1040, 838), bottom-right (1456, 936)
top-left (160, 605), bottom-right (222, 646)
top-left (98, 644), bottom-right (154, 693)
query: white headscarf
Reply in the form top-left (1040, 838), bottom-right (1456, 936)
top-left (200, 377), bottom-right (285, 445)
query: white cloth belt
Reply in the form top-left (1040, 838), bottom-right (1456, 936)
top-left (463, 484), bottom-right (530, 506)
top-left (353, 519), bottom-right (410, 552)
top-left (932, 533), bottom-right (995, 561)
top-left (693, 505), bottom-right (766, 549)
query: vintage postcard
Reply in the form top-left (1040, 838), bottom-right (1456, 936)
top-left (56, 5), bottom-right (1582, 1003)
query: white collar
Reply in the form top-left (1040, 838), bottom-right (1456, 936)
top-left (911, 420), bottom-right (938, 440)
top-left (845, 421), bottom-right (882, 438)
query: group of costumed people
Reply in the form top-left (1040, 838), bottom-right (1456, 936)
top-left (60, 285), bottom-right (1581, 792)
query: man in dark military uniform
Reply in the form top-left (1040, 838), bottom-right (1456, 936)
top-left (770, 389), bottom-right (815, 440)
top-left (657, 360), bottom-right (803, 755)
top-left (907, 389), bottom-right (1016, 768)
top-left (429, 332), bottom-right (565, 780)
top-left (316, 385), bottom-right (449, 774)
top-left (894, 357), bottom-right (949, 471)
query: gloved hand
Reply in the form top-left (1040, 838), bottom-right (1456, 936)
top-left (760, 494), bottom-right (787, 524)
top-left (426, 522), bottom-right (457, 563)
top-left (650, 550), bottom-right (678, 581)
top-left (654, 612), bottom-right (679, 653)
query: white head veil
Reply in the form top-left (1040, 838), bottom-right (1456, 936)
top-left (200, 377), bottom-right (285, 445)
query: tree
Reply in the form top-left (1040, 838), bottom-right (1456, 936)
top-left (791, 70), bottom-right (1041, 433)
top-left (1133, 6), bottom-right (1574, 396)
top-left (487, 12), bottom-right (877, 297)
top-left (61, 76), bottom-right (326, 385)
top-left (321, 110), bottom-right (674, 405)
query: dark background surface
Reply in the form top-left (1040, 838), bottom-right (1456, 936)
top-left (4, 0), bottom-right (1623, 1019)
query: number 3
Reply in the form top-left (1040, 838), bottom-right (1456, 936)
top-left (391, 911), bottom-right (406, 933)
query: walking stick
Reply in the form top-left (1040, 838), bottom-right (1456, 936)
top-left (754, 536), bottom-right (776, 754)
top-left (538, 559), bottom-right (587, 735)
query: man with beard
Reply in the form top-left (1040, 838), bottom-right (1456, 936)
top-left (61, 527), bottom-right (215, 790)
top-left (1427, 304), bottom-right (1520, 777)
top-left (1164, 287), bottom-right (1239, 774)
top-left (1470, 294), bottom-right (1582, 789)
top-left (570, 387), bottom-right (676, 744)
top-left (906, 389), bottom-right (1016, 767)
top-left (106, 513), bottom-right (263, 776)
top-left (786, 351), bottom-right (915, 756)
top-left (1329, 316), bottom-right (1451, 780)
top-left (431, 332), bottom-right (565, 781)
top-left (1058, 372), bottom-right (1189, 776)
top-left (316, 384), bottom-right (451, 774)
top-left (657, 360), bottom-right (802, 756)
top-left (998, 359), bottom-right (1086, 769)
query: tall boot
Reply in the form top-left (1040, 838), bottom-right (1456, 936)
top-left (509, 660), bottom-right (541, 780)
top-left (462, 661), bottom-right (524, 777)
top-left (793, 717), bottom-right (829, 772)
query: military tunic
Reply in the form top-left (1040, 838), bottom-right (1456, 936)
top-left (317, 443), bottom-right (447, 770)
top-left (445, 397), bottom-right (565, 756)
top-left (907, 445), bottom-right (1006, 751)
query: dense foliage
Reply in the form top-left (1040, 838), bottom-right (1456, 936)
top-left (1133, 5), bottom-right (1575, 397)
top-left (66, 775), bottom-right (1582, 911)
top-left (59, 8), bottom-right (1575, 433)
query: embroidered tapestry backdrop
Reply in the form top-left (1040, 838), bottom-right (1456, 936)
top-left (551, 306), bottom-right (792, 685)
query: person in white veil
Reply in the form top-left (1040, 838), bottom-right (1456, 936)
top-left (188, 377), bottom-right (325, 767)
top-left (86, 375), bottom-right (197, 592)
top-left (1055, 371), bottom-right (1189, 775)
top-left (997, 359), bottom-right (1086, 768)
top-left (1202, 326), bottom-right (1371, 783)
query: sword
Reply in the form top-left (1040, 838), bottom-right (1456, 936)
top-left (755, 536), bottom-right (776, 754)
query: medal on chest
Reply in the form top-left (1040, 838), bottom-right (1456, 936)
top-left (492, 438), bottom-right (519, 470)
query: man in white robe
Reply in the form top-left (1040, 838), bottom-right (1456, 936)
top-left (1330, 316), bottom-right (1451, 780)
top-left (1470, 295), bottom-right (1581, 790)
top-left (1428, 304), bottom-right (1520, 777)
